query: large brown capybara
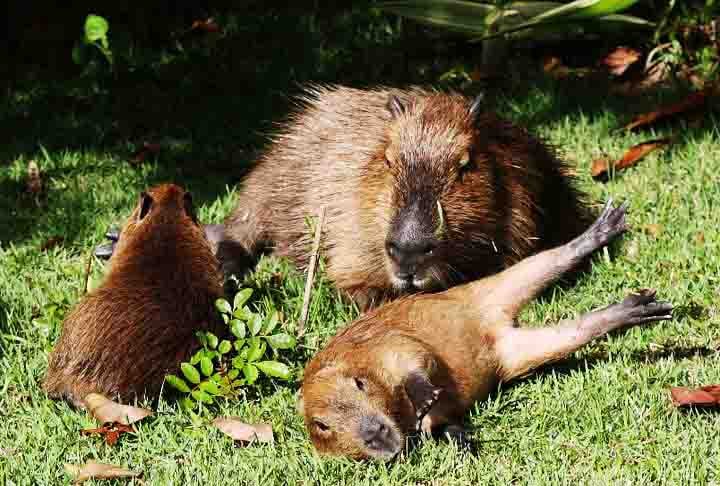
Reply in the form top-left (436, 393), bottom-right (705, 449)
top-left (218, 85), bottom-right (593, 308)
top-left (44, 184), bottom-right (223, 406)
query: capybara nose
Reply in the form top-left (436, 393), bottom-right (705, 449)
top-left (386, 237), bottom-right (435, 271)
top-left (360, 416), bottom-right (391, 446)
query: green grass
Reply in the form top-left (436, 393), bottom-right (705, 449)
top-left (2, 19), bottom-right (720, 483)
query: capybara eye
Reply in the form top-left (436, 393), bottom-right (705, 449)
top-left (314, 419), bottom-right (330, 431)
top-left (354, 378), bottom-right (365, 391)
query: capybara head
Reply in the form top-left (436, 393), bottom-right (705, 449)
top-left (112, 183), bottom-right (201, 257)
top-left (299, 366), bottom-right (408, 461)
top-left (377, 91), bottom-right (499, 293)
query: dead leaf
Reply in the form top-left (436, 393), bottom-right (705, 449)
top-left (695, 232), bottom-right (705, 244)
top-left (81, 423), bottom-right (135, 446)
top-left (670, 385), bottom-right (720, 407)
top-left (623, 90), bottom-right (709, 131)
top-left (64, 461), bottom-right (141, 483)
top-left (40, 236), bottom-right (64, 252)
top-left (213, 417), bottom-right (274, 445)
top-left (190, 18), bottom-right (221, 33)
top-left (591, 138), bottom-right (671, 180)
top-left (611, 60), bottom-right (670, 96)
top-left (130, 142), bottom-right (161, 164)
top-left (0, 447), bottom-right (15, 457)
top-left (542, 56), bottom-right (570, 80)
top-left (26, 160), bottom-right (44, 206)
top-left (642, 224), bottom-right (663, 238)
top-left (84, 393), bottom-right (153, 426)
top-left (601, 47), bottom-right (642, 76)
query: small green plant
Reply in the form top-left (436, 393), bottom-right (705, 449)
top-left (72, 14), bottom-right (114, 69)
top-left (165, 288), bottom-right (296, 411)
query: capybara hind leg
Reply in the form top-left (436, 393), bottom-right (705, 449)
top-left (496, 289), bottom-right (673, 381)
top-left (477, 200), bottom-right (628, 319)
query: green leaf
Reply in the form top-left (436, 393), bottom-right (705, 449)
top-left (246, 337), bottom-right (266, 362)
top-left (179, 397), bottom-right (196, 411)
top-left (190, 349), bottom-right (204, 365)
top-left (230, 320), bottom-right (246, 339)
top-left (222, 313), bottom-right (229, 324)
top-left (211, 373), bottom-right (224, 383)
top-left (266, 333), bottom-right (296, 350)
top-left (199, 380), bottom-right (221, 395)
top-left (263, 311), bottom-right (280, 335)
top-left (195, 331), bottom-right (208, 348)
top-left (215, 298), bottom-right (232, 315)
top-left (218, 340), bottom-right (232, 354)
top-left (232, 356), bottom-right (246, 370)
top-left (191, 389), bottom-right (214, 404)
top-left (256, 361), bottom-right (292, 380)
top-left (234, 338), bottom-right (246, 351)
top-left (200, 357), bottom-right (214, 377)
top-left (228, 369), bottom-right (240, 380)
top-left (379, 1), bottom-right (497, 35)
top-left (243, 364), bottom-right (259, 385)
top-left (84, 14), bottom-right (109, 44)
top-left (165, 374), bottom-right (191, 393)
top-left (71, 43), bottom-right (87, 65)
top-left (233, 306), bottom-right (252, 320)
top-left (233, 288), bottom-right (253, 310)
top-left (206, 332), bottom-right (219, 349)
top-left (248, 314), bottom-right (263, 337)
top-left (181, 363), bottom-right (201, 384)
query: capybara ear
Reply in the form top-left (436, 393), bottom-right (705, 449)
top-left (386, 94), bottom-right (406, 118)
top-left (138, 192), bottom-right (153, 221)
top-left (468, 93), bottom-right (485, 119)
top-left (183, 191), bottom-right (198, 224)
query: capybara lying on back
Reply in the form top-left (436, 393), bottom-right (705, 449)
top-left (299, 201), bottom-right (673, 460)
top-left (219, 85), bottom-right (592, 308)
top-left (44, 184), bottom-right (223, 406)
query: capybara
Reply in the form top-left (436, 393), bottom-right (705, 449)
top-left (217, 85), bottom-right (592, 308)
top-left (44, 184), bottom-right (223, 406)
top-left (97, 86), bottom-right (592, 308)
top-left (299, 201), bottom-right (673, 460)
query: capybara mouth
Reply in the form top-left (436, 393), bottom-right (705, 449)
top-left (358, 415), bottom-right (405, 461)
top-left (389, 270), bottom-right (434, 292)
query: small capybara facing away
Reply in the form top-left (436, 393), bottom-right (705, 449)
top-left (299, 201), bottom-right (673, 460)
top-left (217, 85), bottom-right (593, 308)
top-left (44, 184), bottom-right (223, 406)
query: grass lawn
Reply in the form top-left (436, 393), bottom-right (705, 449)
top-left (2, 14), bottom-right (720, 483)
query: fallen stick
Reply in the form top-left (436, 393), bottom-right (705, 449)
top-left (298, 206), bottom-right (326, 337)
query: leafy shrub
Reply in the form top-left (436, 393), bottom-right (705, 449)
top-left (165, 288), bottom-right (296, 411)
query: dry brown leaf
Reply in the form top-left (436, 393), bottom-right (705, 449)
top-left (623, 90), bottom-right (709, 131)
top-left (542, 56), bottom-right (571, 80)
top-left (190, 18), bottom-right (220, 33)
top-left (670, 385), bottom-right (720, 407)
top-left (64, 461), bottom-right (141, 483)
top-left (695, 232), bottom-right (705, 244)
top-left (213, 417), bottom-right (274, 445)
top-left (40, 236), bottom-right (65, 252)
top-left (26, 160), bottom-right (42, 194)
top-left (642, 224), bottom-right (663, 238)
top-left (601, 47), bottom-right (642, 76)
top-left (131, 142), bottom-right (162, 164)
top-left (81, 423), bottom-right (135, 446)
top-left (84, 393), bottom-right (153, 426)
top-left (591, 138), bottom-right (671, 180)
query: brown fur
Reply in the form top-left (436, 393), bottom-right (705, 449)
top-left (43, 184), bottom-right (224, 406)
top-left (299, 202), bottom-right (673, 460)
top-left (220, 85), bottom-right (592, 308)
